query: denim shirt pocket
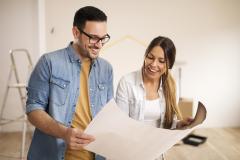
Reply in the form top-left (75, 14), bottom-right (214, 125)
top-left (98, 83), bottom-right (107, 106)
top-left (50, 75), bottom-right (70, 106)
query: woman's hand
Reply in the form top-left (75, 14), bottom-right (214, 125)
top-left (176, 117), bottom-right (194, 129)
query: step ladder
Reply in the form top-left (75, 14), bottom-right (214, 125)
top-left (0, 49), bottom-right (33, 160)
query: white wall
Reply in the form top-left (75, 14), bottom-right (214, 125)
top-left (1, 0), bottom-right (239, 131)
top-left (0, 0), bottom-right (38, 132)
top-left (43, 0), bottom-right (240, 127)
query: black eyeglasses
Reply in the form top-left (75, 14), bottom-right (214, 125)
top-left (78, 27), bottom-right (110, 45)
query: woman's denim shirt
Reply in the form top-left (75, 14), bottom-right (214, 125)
top-left (26, 43), bottom-right (113, 160)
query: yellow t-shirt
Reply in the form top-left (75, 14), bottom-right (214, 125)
top-left (65, 59), bottom-right (94, 160)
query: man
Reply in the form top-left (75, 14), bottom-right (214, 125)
top-left (26, 6), bottom-right (113, 160)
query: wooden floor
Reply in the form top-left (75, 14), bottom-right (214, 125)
top-left (0, 128), bottom-right (239, 160)
top-left (165, 128), bottom-right (240, 160)
top-left (0, 131), bottom-right (32, 160)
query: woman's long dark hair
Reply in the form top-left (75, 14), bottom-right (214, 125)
top-left (144, 36), bottom-right (182, 128)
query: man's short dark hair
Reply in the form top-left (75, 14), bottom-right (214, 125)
top-left (73, 6), bottom-right (107, 29)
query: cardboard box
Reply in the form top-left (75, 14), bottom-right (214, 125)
top-left (178, 98), bottom-right (193, 118)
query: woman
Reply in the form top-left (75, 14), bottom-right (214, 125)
top-left (116, 36), bottom-right (191, 130)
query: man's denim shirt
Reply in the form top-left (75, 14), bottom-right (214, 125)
top-left (26, 43), bottom-right (113, 160)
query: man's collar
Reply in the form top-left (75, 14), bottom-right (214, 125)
top-left (67, 42), bottom-right (97, 67)
top-left (67, 42), bottom-right (80, 63)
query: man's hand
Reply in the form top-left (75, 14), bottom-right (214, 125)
top-left (64, 127), bottom-right (95, 150)
top-left (176, 117), bottom-right (194, 129)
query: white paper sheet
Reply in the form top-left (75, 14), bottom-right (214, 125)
top-left (84, 99), bottom-right (206, 160)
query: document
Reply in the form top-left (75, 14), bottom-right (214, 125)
top-left (84, 99), bottom-right (206, 160)
top-left (181, 101), bottom-right (207, 129)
